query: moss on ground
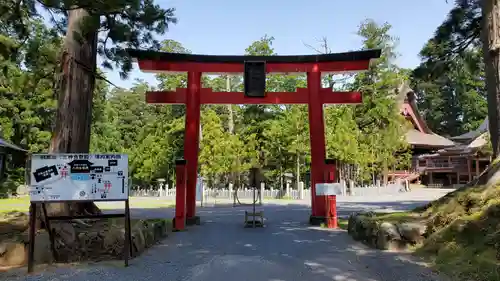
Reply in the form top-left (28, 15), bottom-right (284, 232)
top-left (337, 218), bottom-right (348, 230)
top-left (372, 211), bottom-right (423, 223)
top-left (415, 184), bottom-right (500, 281)
top-left (356, 184), bottom-right (500, 281)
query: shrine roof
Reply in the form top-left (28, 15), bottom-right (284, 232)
top-left (450, 117), bottom-right (489, 142)
top-left (406, 129), bottom-right (455, 148)
top-left (126, 49), bottom-right (381, 64)
top-left (417, 132), bottom-right (489, 158)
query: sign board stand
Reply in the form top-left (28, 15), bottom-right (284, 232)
top-left (27, 154), bottom-right (131, 273)
top-left (244, 168), bottom-right (264, 228)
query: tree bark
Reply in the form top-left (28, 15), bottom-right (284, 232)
top-left (481, 0), bottom-right (500, 186)
top-left (482, 0), bottom-right (500, 157)
top-left (45, 8), bottom-right (100, 219)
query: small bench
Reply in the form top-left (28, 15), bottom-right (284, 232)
top-left (244, 210), bottom-right (264, 228)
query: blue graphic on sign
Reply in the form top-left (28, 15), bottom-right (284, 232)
top-left (71, 174), bottom-right (90, 181)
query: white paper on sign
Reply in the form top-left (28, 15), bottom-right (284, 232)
top-left (315, 183), bottom-right (343, 196)
top-left (29, 153), bottom-right (129, 202)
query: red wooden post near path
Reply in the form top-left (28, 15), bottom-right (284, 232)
top-left (127, 49), bottom-right (381, 226)
top-left (173, 159), bottom-right (187, 231)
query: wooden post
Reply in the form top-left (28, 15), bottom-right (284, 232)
top-left (41, 203), bottom-right (57, 261)
top-left (476, 158), bottom-right (480, 177)
top-left (27, 202), bottom-right (36, 273)
top-left (467, 158), bottom-right (472, 182)
top-left (124, 199), bottom-right (131, 266)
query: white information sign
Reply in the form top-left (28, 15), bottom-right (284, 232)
top-left (196, 175), bottom-right (204, 201)
top-left (29, 154), bottom-right (129, 202)
top-left (315, 183), bottom-right (343, 196)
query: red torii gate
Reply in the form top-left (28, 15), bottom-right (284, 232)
top-left (127, 49), bottom-right (381, 226)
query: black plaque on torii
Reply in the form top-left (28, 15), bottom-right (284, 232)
top-left (244, 61), bottom-right (266, 98)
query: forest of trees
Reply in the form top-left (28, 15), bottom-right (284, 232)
top-left (0, 1), bottom-right (489, 194)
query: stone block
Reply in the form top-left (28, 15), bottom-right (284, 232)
top-left (397, 222), bottom-right (427, 243)
top-left (376, 222), bottom-right (404, 250)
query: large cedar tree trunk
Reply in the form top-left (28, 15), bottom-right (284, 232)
top-left (482, 0), bottom-right (500, 185)
top-left (44, 8), bottom-right (100, 222)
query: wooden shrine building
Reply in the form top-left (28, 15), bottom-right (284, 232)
top-left (388, 84), bottom-right (490, 187)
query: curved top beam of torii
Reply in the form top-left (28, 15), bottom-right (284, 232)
top-left (126, 48), bottom-right (381, 74)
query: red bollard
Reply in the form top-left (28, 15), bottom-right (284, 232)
top-left (326, 195), bottom-right (338, 228)
top-left (324, 159), bottom-right (338, 229)
top-left (174, 159), bottom-right (187, 231)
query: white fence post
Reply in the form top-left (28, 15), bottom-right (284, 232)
top-left (260, 182), bottom-right (265, 204)
top-left (340, 179), bottom-right (346, 195)
top-left (129, 179), bottom-right (410, 199)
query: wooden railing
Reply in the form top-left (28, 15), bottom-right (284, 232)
top-left (414, 156), bottom-right (469, 172)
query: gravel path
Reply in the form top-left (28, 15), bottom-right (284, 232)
top-left (8, 189), bottom-right (452, 281)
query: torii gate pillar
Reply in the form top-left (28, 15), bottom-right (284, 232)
top-left (184, 71), bottom-right (202, 225)
top-left (307, 65), bottom-right (327, 219)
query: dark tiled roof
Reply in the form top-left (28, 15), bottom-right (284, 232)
top-left (450, 117), bottom-right (488, 141)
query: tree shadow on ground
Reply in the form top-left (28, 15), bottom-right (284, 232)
top-left (140, 203), bottom-right (448, 281)
top-left (102, 199), bottom-right (434, 220)
top-left (6, 199), bottom-right (448, 281)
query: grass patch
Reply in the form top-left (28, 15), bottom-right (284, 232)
top-left (264, 196), bottom-right (295, 200)
top-left (318, 218), bottom-right (348, 230)
top-left (0, 197), bottom-right (30, 213)
top-left (0, 197), bottom-right (175, 213)
top-left (338, 218), bottom-right (348, 230)
top-left (96, 199), bottom-right (175, 209)
top-left (371, 211), bottom-right (423, 224)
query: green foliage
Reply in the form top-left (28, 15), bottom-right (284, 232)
top-left (1, 0), bottom-right (177, 78)
top-left (0, 19), bottom-right (61, 191)
top-left (411, 1), bottom-right (486, 136)
top-left (1, 18), bottom-right (429, 192)
top-left (344, 20), bottom-right (411, 180)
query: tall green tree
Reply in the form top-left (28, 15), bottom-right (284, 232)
top-left (0, 19), bottom-right (60, 193)
top-left (349, 19), bottom-right (411, 182)
top-left (412, 47), bottom-right (486, 136)
top-left (412, 1), bottom-right (500, 162)
top-left (198, 109), bottom-right (231, 188)
top-left (3, 0), bottom-right (178, 218)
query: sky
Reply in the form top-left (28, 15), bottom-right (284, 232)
top-left (103, 0), bottom-right (455, 89)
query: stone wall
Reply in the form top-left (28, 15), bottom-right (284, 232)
top-left (0, 212), bottom-right (172, 269)
top-left (347, 212), bottom-right (427, 251)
